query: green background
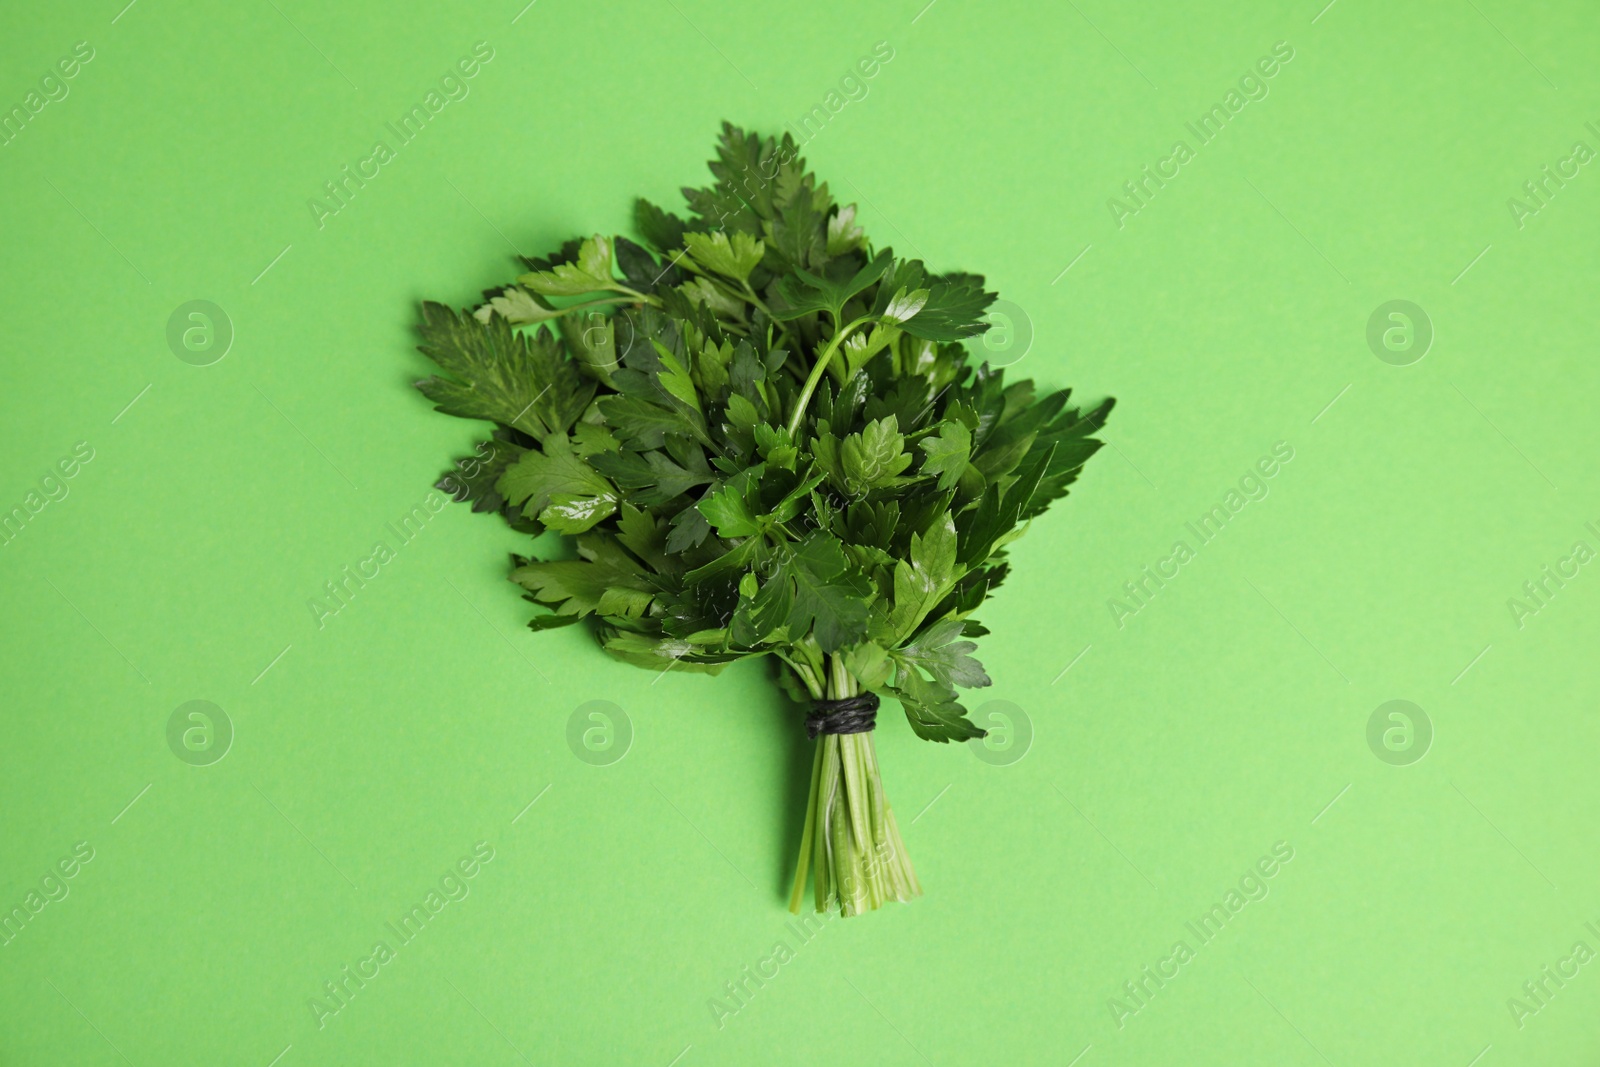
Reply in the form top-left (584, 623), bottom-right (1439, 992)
top-left (3, 0), bottom-right (1597, 1063)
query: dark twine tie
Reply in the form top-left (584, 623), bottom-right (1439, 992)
top-left (805, 692), bottom-right (879, 739)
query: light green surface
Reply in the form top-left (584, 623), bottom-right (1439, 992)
top-left (3, 1), bottom-right (1597, 1064)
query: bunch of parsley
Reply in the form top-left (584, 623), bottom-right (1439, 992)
top-left (415, 124), bottom-right (1112, 916)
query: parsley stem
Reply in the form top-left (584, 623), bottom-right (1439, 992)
top-left (609, 284), bottom-right (662, 307)
top-left (738, 281), bottom-right (777, 321)
top-left (789, 740), bottom-right (824, 914)
top-left (550, 295), bottom-right (644, 317)
top-left (785, 314), bottom-right (875, 436)
top-left (693, 268), bottom-right (777, 320)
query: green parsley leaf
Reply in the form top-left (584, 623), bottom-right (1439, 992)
top-left (436, 434), bottom-right (539, 534)
top-left (839, 415), bottom-right (913, 496)
top-left (919, 421), bottom-right (972, 491)
top-left (749, 534), bottom-right (873, 653)
top-left (826, 203), bottom-right (864, 256)
top-left (415, 302), bottom-right (594, 438)
top-left (683, 231), bottom-right (766, 285)
top-left (517, 235), bottom-right (620, 297)
top-left (772, 250), bottom-right (892, 323)
top-left (897, 618), bottom-right (991, 690)
top-left (498, 433), bottom-right (619, 533)
top-left (890, 669), bottom-right (985, 743)
top-left (475, 285), bottom-right (561, 326)
top-left (886, 513), bottom-right (957, 644)
top-left (698, 466), bottom-right (765, 538)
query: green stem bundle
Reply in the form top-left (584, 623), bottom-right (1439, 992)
top-left (788, 656), bottom-right (921, 917)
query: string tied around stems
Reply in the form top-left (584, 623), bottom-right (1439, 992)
top-left (805, 692), bottom-right (879, 739)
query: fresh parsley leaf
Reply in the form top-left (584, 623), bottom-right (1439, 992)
top-left (558, 312), bottom-right (619, 387)
top-left (590, 447), bottom-right (712, 506)
top-left (749, 534), bottom-right (873, 653)
top-left (634, 198), bottom-right (689, 253)
top-left (518, 235), bottom-right (621, 297)
top-left (511, 533), bottom-right (653, 618)
top-left (698, 466), bottom-right (765, 538)
top-left (886, 513), bottom-right (957, 644)
top-left (772, 250), bottom-right (892, 323)
top-left (890, 669), bottom-right (985, 743)
top-left (839, 415), bottom-right (913, 496)
top-left (498, 433), bottom-right (619, 533)
top-left (436, 434), bottom-right (540, 533)
top-left (919, 421), bottom-right (972, 491)
top-left (475, 285), bottom-right (560, 326)
top-left (897, 619), bottom-right (991, 690)
top-left (683, 231), bottom-right (765, 285)
top-left (826, 203), bottom-right (864, 256)
top-left (874, 260), bottom-right (998, 341)
top-left (416, 302), bottom-right (593, 438)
